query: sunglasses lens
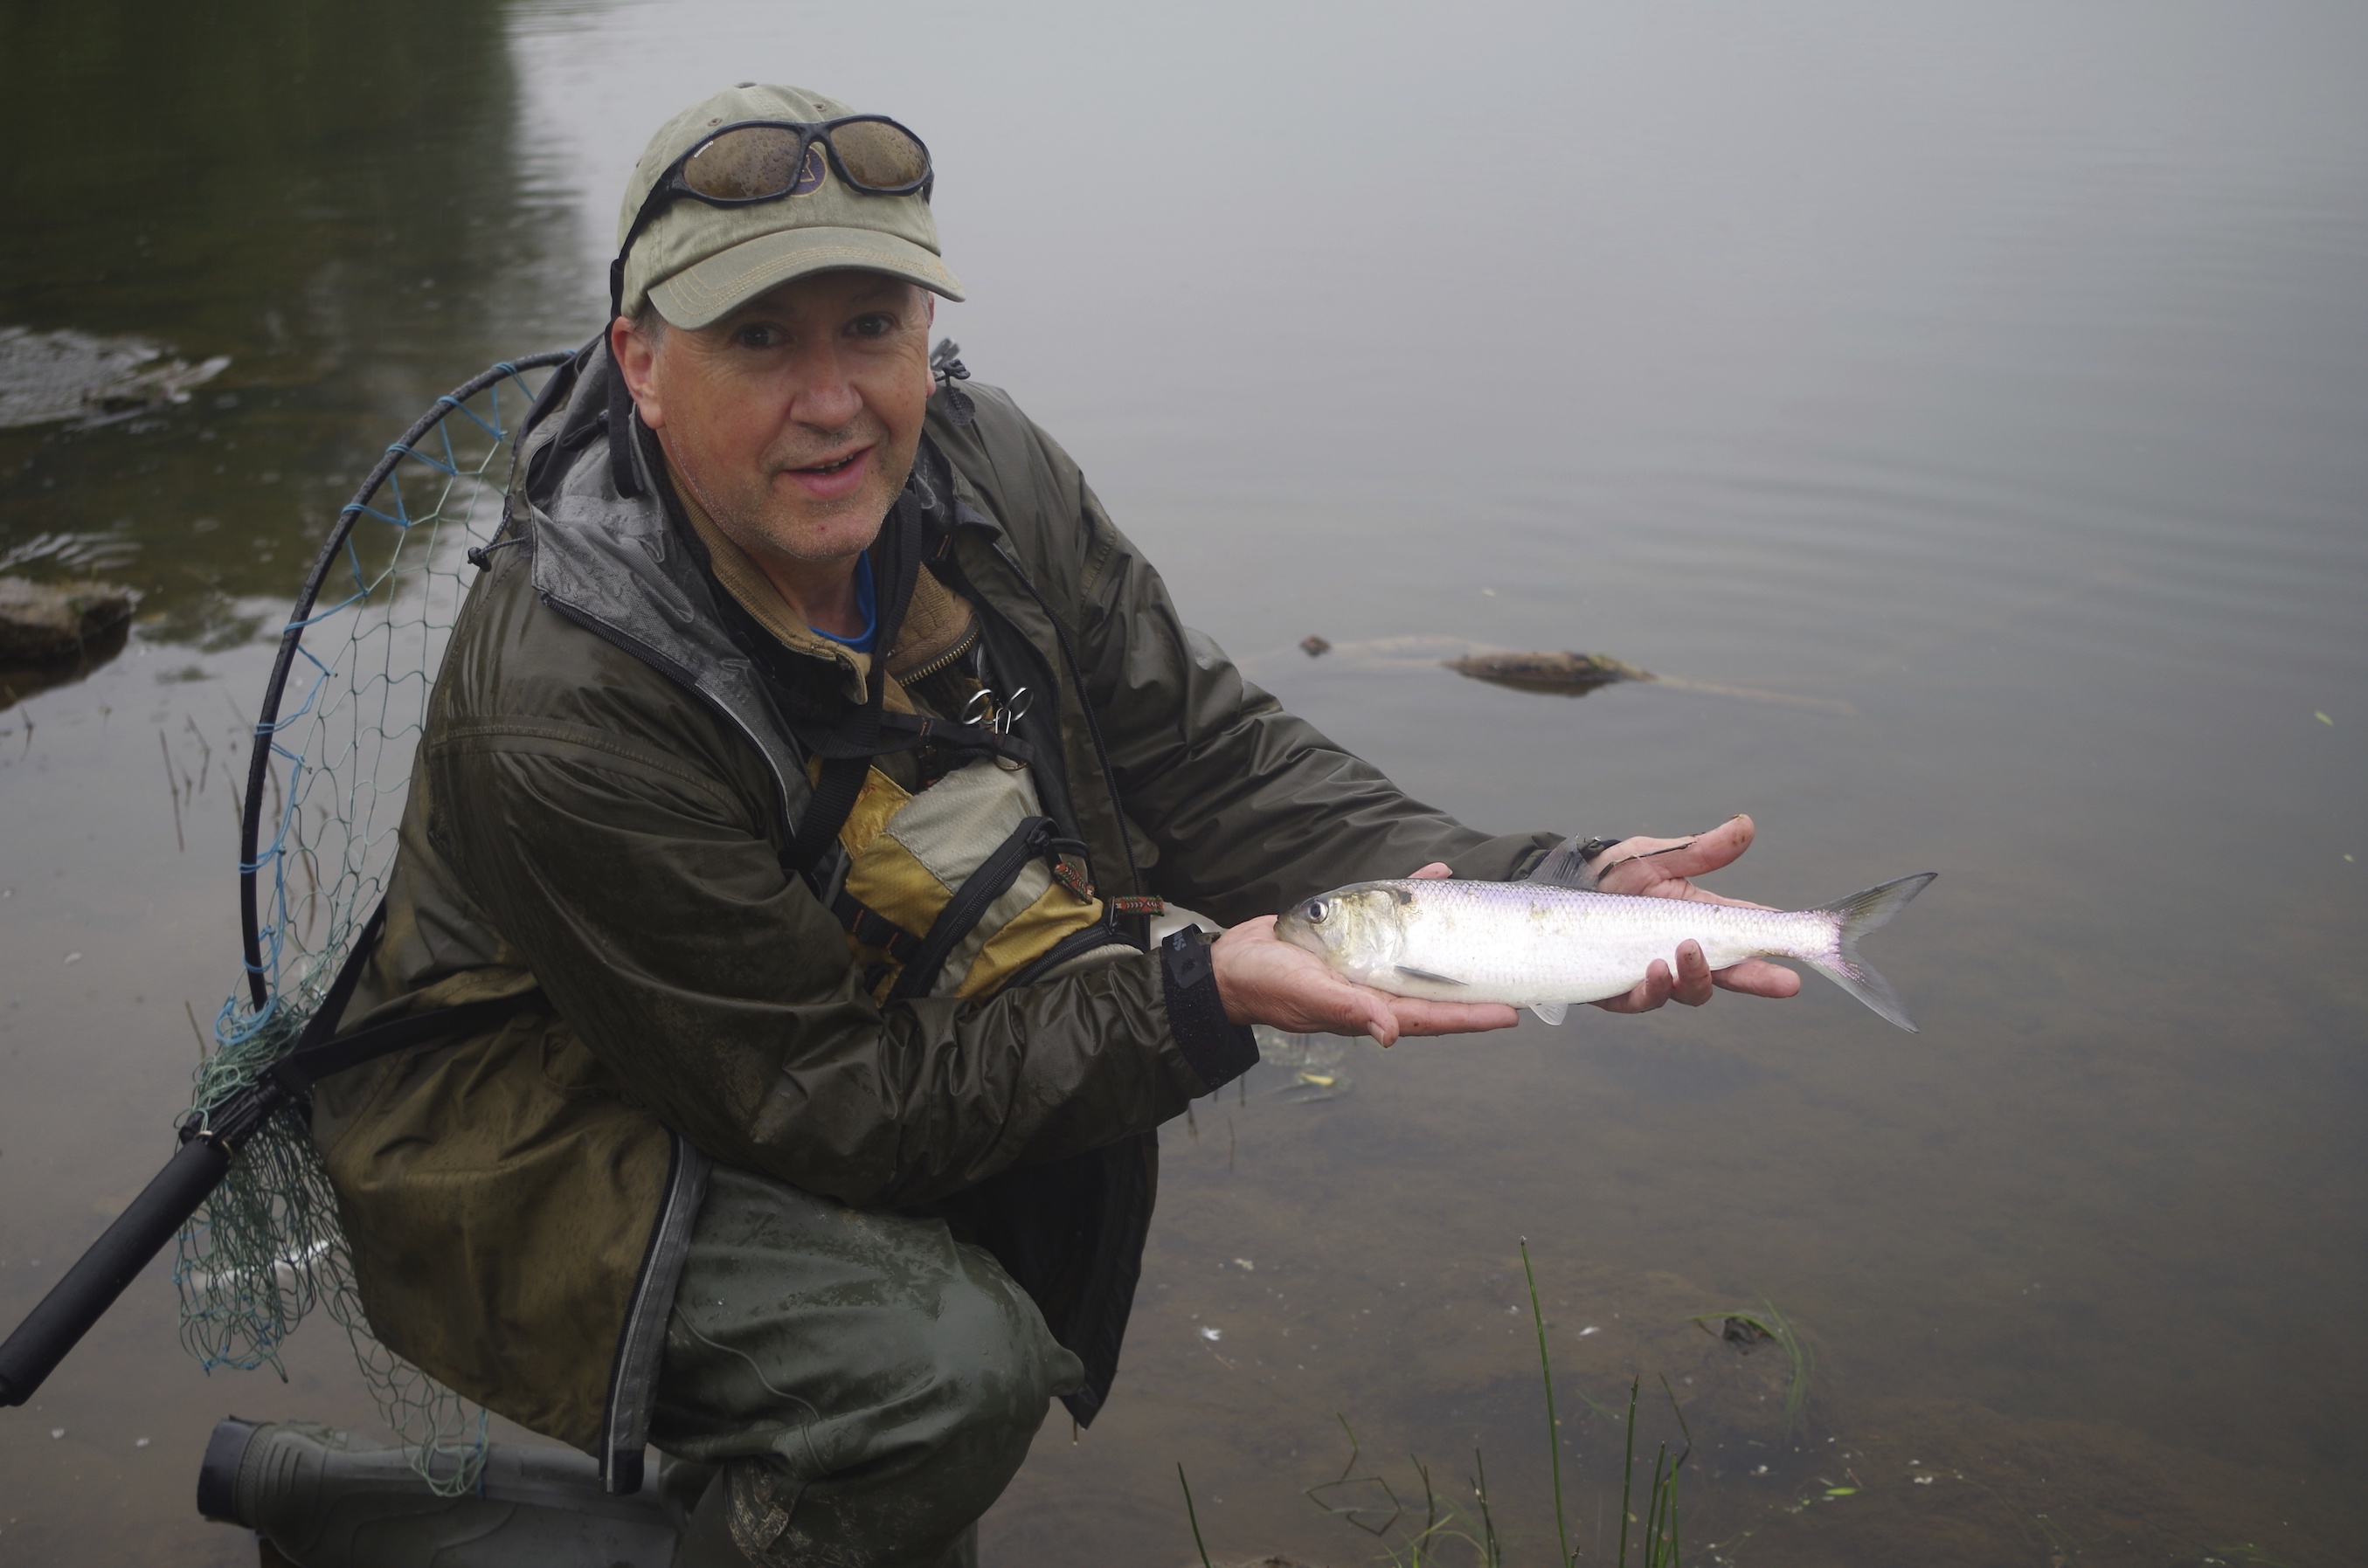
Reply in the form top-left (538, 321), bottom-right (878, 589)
top-left (681, 126), bottom-right (822, 200)
top-left (829, 119), bottom-right (930, 190)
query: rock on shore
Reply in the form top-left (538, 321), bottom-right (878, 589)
top-left (0, 576), bottom-right (136, 661)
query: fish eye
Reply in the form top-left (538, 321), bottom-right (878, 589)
top-left (1305, 899), bottom-right (1329, 924)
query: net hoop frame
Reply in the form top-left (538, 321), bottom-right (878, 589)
top-left (234, 350), bottom-right (575, 1017)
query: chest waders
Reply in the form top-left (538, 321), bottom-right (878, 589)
top-left (759, 465), bottom-right (1146, 1014)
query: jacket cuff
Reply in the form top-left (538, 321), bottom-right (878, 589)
top-left (1160, 927), bottom-right (1260, 1092)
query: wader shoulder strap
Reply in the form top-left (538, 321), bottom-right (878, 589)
top-left (886, 814), bottom-right (1057, 1003)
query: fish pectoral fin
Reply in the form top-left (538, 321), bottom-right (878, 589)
top-left (1395, 965), bottom-right (1469, 987)
top-left (1530, 1001), bottom-right (1569, 1026)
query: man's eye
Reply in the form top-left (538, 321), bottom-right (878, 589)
top-left (735, 323), bottom-right (780, 349)
top-left (849, 313), bottom-right (895, 338)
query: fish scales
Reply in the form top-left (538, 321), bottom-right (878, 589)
top-left (1275, 862), bottom-right (1935, 1031)
top-left (1352, 881), bottom-right (1835, 1003)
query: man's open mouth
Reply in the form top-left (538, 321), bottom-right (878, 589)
top-left (798, 451), bottom-right (864, 475)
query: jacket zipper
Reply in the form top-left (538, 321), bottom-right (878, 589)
top-left (892, 615), bottom-right (981, 687)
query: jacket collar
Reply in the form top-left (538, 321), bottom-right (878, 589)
top-left (517, 339), bottom-right (811, 816)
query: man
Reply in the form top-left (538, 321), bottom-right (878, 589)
top-left (198, 82), bottom-right (1795, 1567)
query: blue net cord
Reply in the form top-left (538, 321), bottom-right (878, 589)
top-left (176, 354), bottom-right (569, 1495)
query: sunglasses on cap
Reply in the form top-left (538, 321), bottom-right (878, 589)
top-left (609, 116), bottom-right (934, 317)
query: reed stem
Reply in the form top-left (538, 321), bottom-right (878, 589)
top-left (1520, 1239), bottom-right (1572, 1565)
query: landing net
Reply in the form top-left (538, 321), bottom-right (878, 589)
top-left (171, 352), bottom-right (572, 1495)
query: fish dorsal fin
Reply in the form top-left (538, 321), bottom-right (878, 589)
top-left (1530, 1001), bottom-right (1568, 1026)
top-left (1395, 964), bottom-right (1467, 987)
top-left (1524, 835), bottom-right (1603, 890)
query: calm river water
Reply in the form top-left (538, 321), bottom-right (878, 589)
top-left (3, 3), bottom-right (2365, 1563)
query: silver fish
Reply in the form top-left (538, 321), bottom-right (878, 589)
top-left (1275, 848), bottom-right (1936, 1031)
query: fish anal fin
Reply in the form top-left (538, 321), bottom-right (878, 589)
top-left (1530, 1001), bottom-right (1568, 1026)
top-left (1395, 965), bottom-right (1468, 987)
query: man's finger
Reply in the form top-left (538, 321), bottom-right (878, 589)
top-left (1672, 940), bottom-right (1714, 1005)
top-left (1713, 958), bottom-right (1803, 998)
top-left (1388, 998), bottom-right (1520, 1037)
top-left (1594, 958), bottom-right (1673, 1014)
top-left (1597, 815), bottom-right (1756, 891)
top-left (1409, 862), bottom-right (1453, 880)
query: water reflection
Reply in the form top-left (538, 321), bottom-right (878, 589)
top-left (0, 0), bottom-right (588, 651)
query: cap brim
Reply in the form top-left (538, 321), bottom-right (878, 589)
top-left (648, 225), bottom-right (966, 328)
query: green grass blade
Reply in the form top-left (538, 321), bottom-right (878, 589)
top-left (1617, 1374), bottom-right (1639, 1565)
top-left (1520, 1239), bottom-right (1573, 1565)
top-left (1472, 1447), bottom-right (1501, 1568)
top-left (1179, 1461), bottom-right (1214, 1568)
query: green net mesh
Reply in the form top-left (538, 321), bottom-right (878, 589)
top-left (171, 356), bottom-right (568, 1495)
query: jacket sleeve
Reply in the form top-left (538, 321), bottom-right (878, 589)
top-left (963, 400), bottom-right (1559, 928)
top-left (426, 713), bottom-right (1242, 1209)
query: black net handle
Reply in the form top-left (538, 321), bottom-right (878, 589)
top-left (0, 904), bottom-right (530, 1407)
top-left (238, 352), bottom-right (577, 1011)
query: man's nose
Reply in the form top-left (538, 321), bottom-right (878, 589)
top-left (786, 347), bottom-right (864, 429)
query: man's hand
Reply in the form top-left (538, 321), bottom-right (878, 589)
top-left (1210, 863), bottom-right (1516, 1046)
top-left (1587, 814), bottom-right (1804, 1012)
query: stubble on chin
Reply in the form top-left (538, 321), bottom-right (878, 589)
top-left (691, 427), bottom-right (916, 568)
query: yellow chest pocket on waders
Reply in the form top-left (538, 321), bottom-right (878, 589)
top-left (827, 756), bottom-right (1125, 1005)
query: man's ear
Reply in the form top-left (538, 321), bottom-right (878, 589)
top-left (609, 315), bottom-right (666, 430)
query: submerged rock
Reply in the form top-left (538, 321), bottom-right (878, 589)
top-left (1444, 648), bottom-right (1651, 695)
top-left (0, 326), bottom-right (228, 428)
top-left (0, 576), bottom-right (136, 661)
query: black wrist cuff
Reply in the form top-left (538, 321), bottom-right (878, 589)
top-left (1160, 926), bottom-right (1260, 1092)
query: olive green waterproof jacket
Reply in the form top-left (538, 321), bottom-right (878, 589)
top-left (309, 338), bottom-right (1556, 1491)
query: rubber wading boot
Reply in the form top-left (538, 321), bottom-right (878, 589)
top-left (196, 1416), bottom-right (681, 1567)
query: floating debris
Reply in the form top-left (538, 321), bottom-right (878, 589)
top-left (178, 1237), bottom-right (330, 1299)
top-left (1239, 634), bottom-right (1858, 714)
top-left (1445, 648), bottom-right (1651, 695)
top-left (0, 326), bottom-right (227, 428)
top-left (0, 576), bottom-right (135, 662)
top-left (1265, 1068), bottom-right (1352, 1104)
top-left (1300, 634), bottom-right (1332, 657)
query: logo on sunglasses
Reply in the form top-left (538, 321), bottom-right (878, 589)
top-left (788, 142), bottom-right (827, 197)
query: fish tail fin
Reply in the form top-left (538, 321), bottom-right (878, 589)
top-left (1799, 873), bottom-right (1936, 1033)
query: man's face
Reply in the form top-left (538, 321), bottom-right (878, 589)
top-left (613, 270), bottom-right (936, 569)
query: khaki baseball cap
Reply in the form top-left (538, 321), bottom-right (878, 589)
top-left (616, 82), bottom-right (965, 328)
